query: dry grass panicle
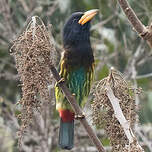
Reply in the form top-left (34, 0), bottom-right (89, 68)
top-left (10, 17), bottom-right (55, 143)
top-left (92, 68), bottom-right (141, 151)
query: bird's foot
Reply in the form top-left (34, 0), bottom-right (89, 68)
top-left (72, 93), bottom-right (76, 96)
top-left (75, 112), bottom-right (85, 120)
top-left (56, 78), bottom-right (65, 86)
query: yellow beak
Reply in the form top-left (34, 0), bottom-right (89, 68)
top-left (78, 9), bottom-right (98, 25)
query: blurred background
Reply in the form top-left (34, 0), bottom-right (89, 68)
top-left (0, 0), bottom-right (152, 151)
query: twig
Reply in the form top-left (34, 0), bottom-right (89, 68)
top-left (124, 43), bottom-right (144, 79)
top-left (105, 82), bottom-right (144, 151)
top-left (17, 0), bottom-right (30, 12)
top-left (135, 125), bottom-right (152, 151)
top-left (136, 72), bottom-right (152, 79)
top-left (117, 0), bottom-right (152, 48)
top-left (0, 72), bottom-right (19, 80)
top-left (106, 84), bottom-right (135, 143)
top-left (49, 65), bottom-right (105, 152)
top-left (91, 14), bottom-right (115, 31)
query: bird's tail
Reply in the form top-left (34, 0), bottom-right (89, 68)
top-left (59, 118), bottom-right (74, 150)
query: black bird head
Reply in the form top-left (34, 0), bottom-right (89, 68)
top-left (63, 9), bottom-right (98, 47)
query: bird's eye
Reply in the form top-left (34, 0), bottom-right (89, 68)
top-left (73, 19), bottom-right (78, 23)
top-left (72, 22), bottom-right (81, 33)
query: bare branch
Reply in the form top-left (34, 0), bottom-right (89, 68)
top-left (135, 125), bottom-right (152, 151)
top-left (106, 84), bottom-right (134, 143)
top-left (91, 14), bottom-right (115, 31)
top-left (117, 0), bottom-right (152, 48)
top-left (136, 73), bottom-right (152, 79)
top-left (117, 0), bottom-right (145, 34)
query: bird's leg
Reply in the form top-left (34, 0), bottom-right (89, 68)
top-left (72, 93), bottom-right (85, 119)
top-left (75, 112), bottom-right (85, 120)
top-left (56, 78), bottom-right (65, 86)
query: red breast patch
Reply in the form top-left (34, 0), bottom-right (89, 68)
top-left (58, 109), bottom-right (75, 122)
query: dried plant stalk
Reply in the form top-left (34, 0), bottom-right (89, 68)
top-left (92, 68), bottom-right (144, 152)
top-left (10, 16), bottom-right (55, 143)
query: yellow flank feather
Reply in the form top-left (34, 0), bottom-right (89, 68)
top-left (55, 58), bottom-right (94, 111)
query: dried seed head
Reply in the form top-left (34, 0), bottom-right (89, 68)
top-left (92, 68), bottom-right (141, 151)
top-left (10, 16), bottom-right (56, 144)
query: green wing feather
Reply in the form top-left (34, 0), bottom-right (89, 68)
top-left (55, 58), bottom-right (94, 111)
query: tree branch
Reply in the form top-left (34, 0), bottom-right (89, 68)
top-left (50, 65), bottom-right (105, 152)
top-left (117, 0), bottom-right (152, 48)
top-left (118, 0), bottom-right (145, 34)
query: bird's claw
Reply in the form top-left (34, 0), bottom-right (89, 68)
top-left (72, 93), bottom-right (76, 96)
top-left (56, 78), bottom-right (65, 86)
top-left (75, 112), bottom-right (85, 120)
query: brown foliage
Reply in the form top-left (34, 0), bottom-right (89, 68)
top-left (92, 68), bottom-right (141, 151)
top-left (10, 17), bottom-right (55, 144)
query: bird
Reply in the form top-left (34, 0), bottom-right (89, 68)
top-left (55, 9), bottom-right (98, 150)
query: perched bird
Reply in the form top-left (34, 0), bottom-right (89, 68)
top-left (55, 9), bottom-right (98, 150)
